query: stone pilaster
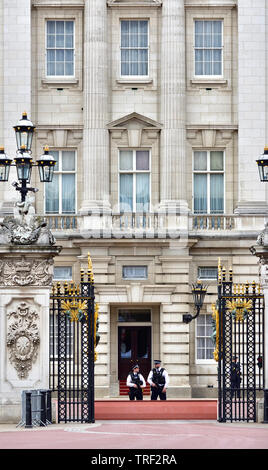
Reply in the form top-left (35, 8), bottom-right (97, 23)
top-left (0, 245), bottom-right (61, 423)
top-left (0, 0), bottom-right (32, 215)
top-left (235, 1), bottom-right (267, 214)
top-left (159, 0), bottom-right (188, 213)
top-left (80, 0), bottom-right (111, 217)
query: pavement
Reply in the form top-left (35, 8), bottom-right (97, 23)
top-left (0, 419), bottom-right (268, 450)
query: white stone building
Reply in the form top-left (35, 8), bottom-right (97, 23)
top-left (0, 0), bottom-right (267, 398)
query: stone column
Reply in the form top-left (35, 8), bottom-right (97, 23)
top-left (159, 0), bottom-right (188, 215)
top-left (235, 1), bottom-right (267, 214)
top-left (0, 245), bottom-right (60, 423)
top-left (80, 0), bottom-right (111, 225)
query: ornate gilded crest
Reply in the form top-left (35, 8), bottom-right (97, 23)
top-left (226, 298), bottom-right (252, 322)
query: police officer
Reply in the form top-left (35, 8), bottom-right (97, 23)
top-left (126, 364), bottom-right (146, 400)
top-left (230, 355), bottom-right (241, 399)
top-left (147, 360), bottom-right (169, 400)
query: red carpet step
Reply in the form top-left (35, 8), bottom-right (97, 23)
top-left (95, 399), bottom-right (217, 420)
top-left (119, 380), bottom-right (151, 396)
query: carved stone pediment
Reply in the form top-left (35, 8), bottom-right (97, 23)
top-left (107, 113), bottom-right (162, 147)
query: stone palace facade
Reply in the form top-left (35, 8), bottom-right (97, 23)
top-left (0, 0), bottom-right (267, 398)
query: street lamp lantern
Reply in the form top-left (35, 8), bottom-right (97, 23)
top-left (14, 148), bottom-right (33, 183)
top-left (256, 147), bottom-right (268, 182)
top-left (0, 147), bottom-right (12, 182)
top-left (36, 146), bottom-right (56, 183)
top-left (0, 112), bottom-right (54, 202)
top-left (191, 280), bottom-right (208, 309)
top-left (13, 112), bottom-right (35, 152)
top-left (183, 280), bottom-right (208, 324)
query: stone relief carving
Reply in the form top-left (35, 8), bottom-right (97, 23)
top-left (6, 302), bottom-right (40, 379)
top-left (0, 198), bottom-right (55, 246)
top-left (0, 256), bottom-right (54, 286)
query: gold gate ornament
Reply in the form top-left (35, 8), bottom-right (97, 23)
top-left (226, 298), bottom-right (252, 322)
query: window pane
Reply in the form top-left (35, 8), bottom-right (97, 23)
top-left (65, 62), bottom-right (74, 76)
top-left (210, 151), bottom-right (223, 171)
top-left (62, 174), bottom-right (75, 213)
top-left (122, 266), bottom-right (148, 279)
top-left (65, 21), bottom-right (74, 34)
top-left (45, 174), bottom-right (59, 213)
top-left (62, 151), bottom-right (75, 171)
top-left (194, 151), bottom-right (207, 170)
top-left (65, 35), bottom-right (74, 48)
top-left (54, 266), bottom-right (72, 280)
top-left (136, 173), bottom-right (150, 212)
top-left (47, 21), bottom-right (55, 34)
top-left (56, 21), bottom-right (64, 34)
top-left (47, 35), bottom-right (55, 48)
top-left (210, 174), bottom-right (224, 214)
top-left (198, 267), bottom-right (218, 280)
top-left (118, 309), bottom-right (151, 322)
top-left (47, 62), bottom-right (55, 76)
top-left (194, 174), bottom-right (207, 214)
top-left (136, 151), bottom-right (149, 170)
top-left (120, 174), bottom-right (133, 211)
top-left (50, 151), bottom-right (59, 171)
top-left (56, 62), bottom-right (64, 75)
top-left (120, 151), bottom-right (133, 171)
top-left (56, 49), bottom-right (64, 62)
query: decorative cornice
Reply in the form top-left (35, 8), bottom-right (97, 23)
top-left (107, 112), bottom-right (162, 130)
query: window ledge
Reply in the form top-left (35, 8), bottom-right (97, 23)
top-left (190, 78), bottom-right (228, 88)
top-left (41, 78), bottom-right (79, 88)
top-left (116, 78), bottom-right (153, 86)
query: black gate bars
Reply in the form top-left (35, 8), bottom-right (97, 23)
top-left (215, 261), bottom-right (264, 422)
top-left (49, 254), bottom-right (96, 423)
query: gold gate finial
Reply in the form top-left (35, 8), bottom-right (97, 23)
top-left (88, 251), bottom-right (94, 283)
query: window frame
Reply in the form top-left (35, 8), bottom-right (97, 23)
top-left (45, 19), bottom-right (75, 78)
top-left (122, 265), bottom-right (148, 280)
top-left (198, 266), bottom-right (218, 281)
top-left (118, 149), bottom-right (151, 213)
top-left (195, 313), bottom-right (215, 364)
top-left (120, 19), bottom-right (150, 79)
top-left (53, 266), bottom-right (73, 281)
top-left (193, 19), bottom-right (224, 79)
top-left (44, 149), bottom-right (77, 215)
top-left (192, 150), bottom-right (225, 215)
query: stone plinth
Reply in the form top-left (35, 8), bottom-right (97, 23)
top-left (0, 245), bottom-right (61, 423)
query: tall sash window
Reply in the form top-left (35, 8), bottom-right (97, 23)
top-left (193, 150), bottom-right (224, 214)
top-left (46, 20), bottom-right (74, 76)
top-left (121, 20), bottom-right (149, 76)
top-left (195, 20), bottom-right (223, 76)
top-left (45, 150), bottom-right (76, 214)
top-left (119, 150), bottom-right (150, 212)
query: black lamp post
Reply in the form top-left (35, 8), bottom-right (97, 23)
top-left (0, 113), bottom-right (56, 202)
top-left (183, 281), bottom-right (208, 324)
top-left (256, 147), bottom-right (268, 182)
top-left (256, 146), bottom-right (268, 423)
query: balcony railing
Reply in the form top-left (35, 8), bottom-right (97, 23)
top-left (44, 215), bottom-right (79, 230)
top-left (190, 214), bottom-right (235, 231)
top-left (43, 213), bottom-right (266, 237)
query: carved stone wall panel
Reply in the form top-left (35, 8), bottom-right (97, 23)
top-left (0, 256), bottom-right (54, 287)
top-left (6, 301), bottom-right (40, 380)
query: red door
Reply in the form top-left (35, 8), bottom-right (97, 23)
top-left (118, 326), bottom-right (151, 381)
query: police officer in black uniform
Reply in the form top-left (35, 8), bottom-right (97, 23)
top-left (230, 355), bottom-right (241, 399)
top-left (126, 364), bottom-right (146, 400)
top-left (147, 360), bottom-right (169, 400)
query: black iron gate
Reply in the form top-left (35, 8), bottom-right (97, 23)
top-left (49, 258), bottom-right (96, 423)
top-left (215, 262), bottom-right (264, 422)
